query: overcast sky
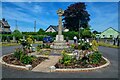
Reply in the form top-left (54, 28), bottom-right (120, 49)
top-left (1, 2), bottom-right (118, 32)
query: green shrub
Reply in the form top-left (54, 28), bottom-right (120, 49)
top-left (60, 52), bottom-right (72, 66)
top-left (21, 55), bottom-right (33, 64)
top-left (36, 44), bottom-right (45, 52)
top-left (44, 44), bottom-right (50, 48)
top-left (78, 40), bottom-right (92, 50)
top-left (13, 48), bottom-right (23, 60)
top-left (89, 51), bottom-right (102, 64)
top-left (63, 31), bottom-right (78, 40)
top-left (70, 44), bottom-right (76, 49)
top-left (13, 48), bottom-right (36, 64)
top-left (91, 40), bottom-right (98, 51)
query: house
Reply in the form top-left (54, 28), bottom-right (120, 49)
top-left (97, 27), bottom-right (119, 38)
top-left (45, 25), bottom-right (69, 32)
top-left (0, 18), bottom-right (11, 34)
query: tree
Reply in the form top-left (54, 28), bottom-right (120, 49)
top-left (63, 2), bottom-right (90, 31)
top-left (93, 30), bottom-right (99, 34)
top-left (37, 28), bottom-right (45, 35)
top-left (80, 27), bottom-right (92, 38)
top-left (12, 30), bottom-right (22, 40)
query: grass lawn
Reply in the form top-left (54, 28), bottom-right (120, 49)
top-left (0, 41), bottom-right (43, 47)
top-left (0, 42), bottom-right (20, 47)
top-left (98, 41), bottom-right (120, 48)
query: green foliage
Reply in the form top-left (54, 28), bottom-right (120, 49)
top-left (43, 44), bottom-right (50, 48)
top-left (36, 44), bottom-right (50, 52)
top-left (89, 51), bottom-right (102, 64)
top-left (37, 44), bottom-right (43, 49)
top-left (45, 32), bottom-right (57, 37)
top-left (63, 31), bottom-right (78, 40)
top-left (60, 52), bottom-right (72, 66)
top-left (37, 28), bottom-right (45, 35)
top-left (36, 44), bottom-right (43, 52)
top-left (91, 40), bottom-right (98, 51)
top-left (19, 39), bottom-right (28, 47)
top-left (70, 44), bottom-right (76, 49)
top-left (21, 55), bottom-right (33, 64)
top-left (12, 30), bottom-right (22, 40)
top-left (13, 48), bottom-right (36, 64)
top-left (22, 32), bottom-right (37, 35)
top-left (63, 48), bottom-right (74, 53)
top-left (32, 35), bottom-right (45, 41)
top-left (26, 35), bottom-right (34, 44)
top-left (78, 40), bottom-right (92, 50)
top-left (93, 30), bottom-right (99, 34)
top-left (80, 27), bottom-right (92, 38)
top-left (13, 48), bottom-right (23, 60)
top-left (1, 34), bottom-right (13, 42)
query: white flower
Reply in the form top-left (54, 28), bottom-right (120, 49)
top-left (90, 43), bottom-right (92, 45)
top-left (78, 43), bottom-right (80, 45)
top-left (30, 44), bottom-right (32, 46)
top-left (82, 39), bottom-right (84, 41)
top-left (86, 39), bottom-right (89, 42)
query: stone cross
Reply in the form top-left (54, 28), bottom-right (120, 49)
top-left (57, 8), bottom-right (64, 35)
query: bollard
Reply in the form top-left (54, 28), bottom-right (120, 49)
top-left (26, 65), bottom-right (32, 70)
top-left (49, 66), bottom-right (56, 72)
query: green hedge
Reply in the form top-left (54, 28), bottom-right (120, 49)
top-left (1, 34), bottom-right (13, 42)
top-left (0, 31), bottom-right (79, 42)
top-left (63, 31), bottom-right (78, 40)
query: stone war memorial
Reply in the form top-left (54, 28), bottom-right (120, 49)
top-left (51, 8), bottom-right (69, 49)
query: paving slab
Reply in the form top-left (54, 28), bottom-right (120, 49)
top-left (32, 56), bottom-right (61, 72)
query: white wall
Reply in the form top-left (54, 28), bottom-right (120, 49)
top-left (46, 27), bottom-right (56, 32)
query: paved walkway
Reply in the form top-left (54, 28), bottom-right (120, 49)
top-left (32, 56), bottom-right (61, 72)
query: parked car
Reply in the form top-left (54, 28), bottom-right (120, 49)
top-left (43, 36), bottom-right (54, 43)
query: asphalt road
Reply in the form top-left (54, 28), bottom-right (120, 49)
top-left (0, 46), bottom-right (119, 78)
top-left (1, 44), bottom-right (39, 55)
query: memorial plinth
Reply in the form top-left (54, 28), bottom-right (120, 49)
top-left (51, 8), bottom-right (69, 49)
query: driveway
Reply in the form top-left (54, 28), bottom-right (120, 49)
top-left (1, 46), bottom-right (119, 78)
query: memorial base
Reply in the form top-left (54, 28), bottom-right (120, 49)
top-left (51, 35), bottom-right (69, 49)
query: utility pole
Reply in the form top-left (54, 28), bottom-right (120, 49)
top-left (34, 20), bottom-right (36, 32)
top-left (15, 20), bottom-right (18, 30)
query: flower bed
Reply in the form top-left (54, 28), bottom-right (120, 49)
top-left (55, 56), bottom-right (106, 69)
top-left (2, 54), bottom-right (48, 69)
top-left (54, 39), bottom-right (110, 71)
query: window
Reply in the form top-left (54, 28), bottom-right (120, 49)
top-left (50, 27), bottom-right (52, 30)
top-left (110, 35), bottom-right (113, 38)
top-left (50, 27), bottom-right (52, 32)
